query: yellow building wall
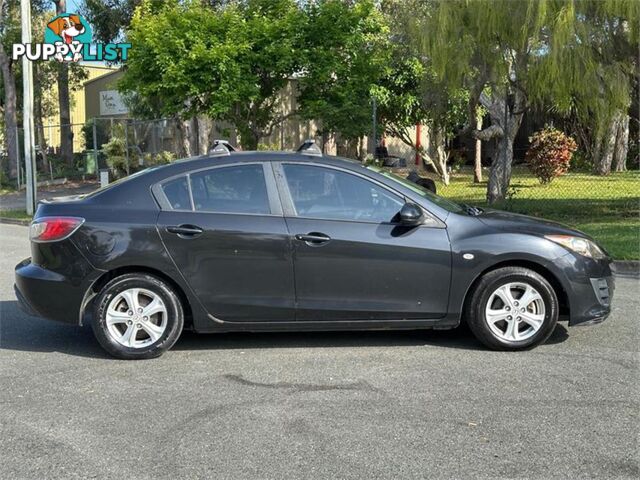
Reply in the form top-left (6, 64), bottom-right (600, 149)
top-left (42, 63), bottom-right (117, 152)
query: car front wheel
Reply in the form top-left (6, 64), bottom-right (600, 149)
top-left (92, 273), bottom-right (184, 359)
top-left (466, 266), bottom-right (559, 350)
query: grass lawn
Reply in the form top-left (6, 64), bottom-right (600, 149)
top-left (0, 210), bottom-right (31, 222)
top-left (436, 168), bottom-right (640, 260)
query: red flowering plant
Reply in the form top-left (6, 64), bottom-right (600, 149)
top-left (525, 126), bottom-right (578, 184)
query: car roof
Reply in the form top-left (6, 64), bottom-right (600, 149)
top-left (176, 150), bottom-right (361, 166)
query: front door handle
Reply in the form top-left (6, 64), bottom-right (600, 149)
top-left (166, 224), bottom-right (204, 237)
top-left (295, 232), bottom-right (331, 245)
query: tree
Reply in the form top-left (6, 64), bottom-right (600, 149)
top-left (374, 56), bottom-right (467, 184)
top-left (120, 0), bottom-right (303, 152)
top-left (0, 0), bottom-right (20, 178)
top-left (82, 0), bottom-right (147, 44)
top-left (51, 0), bottom-right (75, 166)
top-left (410, 0), bottom-right (639, 202)
top-left (297, 0), bottom-right (391, 158)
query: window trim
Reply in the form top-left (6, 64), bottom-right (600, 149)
top-left (275, 162), bottom-right (425, 226)
top-left (152, 162), bottom-right (283, 216)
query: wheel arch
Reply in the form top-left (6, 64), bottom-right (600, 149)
top-left (80, 265), bottom-right (194, 329)
top-left (461, 259), bottom-right (570, 324)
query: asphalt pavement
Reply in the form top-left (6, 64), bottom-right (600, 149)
top-left (0, 223), bottom-right (638, 479)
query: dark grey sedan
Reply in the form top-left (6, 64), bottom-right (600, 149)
top-left (15, 147), bottom-right (614, 359)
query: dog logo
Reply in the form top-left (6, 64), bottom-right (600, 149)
top-left (12, 13), bottom-right (130, 63)
top-left (44, 13), bottom-right (92, 62)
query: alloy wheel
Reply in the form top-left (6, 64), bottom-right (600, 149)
top-left (105, 288), bottom-right (168, 349)
top-left (485, 282), bottom-right (546, 342)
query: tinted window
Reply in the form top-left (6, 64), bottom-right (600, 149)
top-left (162, 176), bottom-right (191, 210)
top-left (190, 164), bottom-right (270, 214)
top-left (283, 164), bottom-right (403, 223)
top-left (367, 166), bottom-right (464, 214)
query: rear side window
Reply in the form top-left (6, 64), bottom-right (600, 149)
top-left (190, 164), bottom-right (271, 214)
top-left (162, 176), bottom-right (191, 210)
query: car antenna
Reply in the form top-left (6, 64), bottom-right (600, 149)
top-left (209, 140), bottom-right (236, 156)
top-left (296, 139), bottom-right (322, 156)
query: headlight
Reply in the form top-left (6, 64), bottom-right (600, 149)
top-left (544, 235), bottom-right (606, 259)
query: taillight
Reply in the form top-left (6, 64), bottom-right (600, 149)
top-left (30, 217), bottom-right (84, 242)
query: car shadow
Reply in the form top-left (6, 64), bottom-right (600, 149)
top-left (0, 300), bottom-right (569, 359)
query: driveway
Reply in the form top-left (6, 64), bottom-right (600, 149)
top-left (0, 223), bottom-right (638, 479)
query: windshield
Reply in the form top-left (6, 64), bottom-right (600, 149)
top-left (367, 166), bottom-right (465, 214)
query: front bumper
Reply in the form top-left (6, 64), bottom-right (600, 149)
top-left (556, 253), bottom-right (615, 326)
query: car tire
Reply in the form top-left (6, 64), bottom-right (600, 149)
top-left (92, 273), bottom-right (184, 359)
top-left (465, 267), bottom-right (558, 351)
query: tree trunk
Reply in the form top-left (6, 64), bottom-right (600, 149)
top-left (594, 115), bottom-right (618, 176)
top-left (53, 0), bottom-right (73, 166)
top-left (197, 116), bottom-right (213, 155)
top-left (481, 91), bottom-right (525, 204)
top-left (429, 128), bottom-right (449, 185)
top-left (613, 113), bottom-right (629, 172)
top-left (0, 41), bottom-right (19, 178)
top-left (33, 64), bottom-right (49, 173)
top-left (473, 113), bottom-right (482, 183)
top-left (336, 137), bottom-right (359, 159)
top-left (240, 130), bottom-right (260, 151)
top-left (188, 117), bottom-right (199, 156)
top-left (175, 117), bottom-right (192, 158)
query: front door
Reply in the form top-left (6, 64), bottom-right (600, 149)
top-left (279, 163), bottom-right (451, 321)
top-left (156, 163), bottom-right (295, 322)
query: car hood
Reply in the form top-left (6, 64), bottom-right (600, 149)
top-left (477, 209), bottom-right (588, 238)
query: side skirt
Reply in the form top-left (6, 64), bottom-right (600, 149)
top-left (192, 314), bottom-right (461, 334)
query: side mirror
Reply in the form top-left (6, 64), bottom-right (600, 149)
top-left (399, 202), bottom-right (424, 226)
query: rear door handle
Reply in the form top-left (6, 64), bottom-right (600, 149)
top-left (166, 224), bottom-right (204, 237)
top-left (295, 232), bottom-right (331, 245)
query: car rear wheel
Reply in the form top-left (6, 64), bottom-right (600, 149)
top-left (92, 273), bottom-right (184, 359)
top-left (465, 267), bottom-right (558, 350)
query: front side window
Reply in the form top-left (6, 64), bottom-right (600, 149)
top-left (283, 164), bottom-right (403, 223)
top-left (190, 164), bottom-right (271, 214)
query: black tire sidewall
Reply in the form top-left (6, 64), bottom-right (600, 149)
top-left (92, 274), bottom-right (183, 359)
top-left (468, 269), bottom-right (558, 350)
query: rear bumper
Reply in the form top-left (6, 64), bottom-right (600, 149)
top-left (556, 253), bottom-right (615, 326)
top-left (14, 256), bottom-right (100, 325)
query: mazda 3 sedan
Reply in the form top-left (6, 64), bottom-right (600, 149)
top-left (15, 148), bottom-right (614, 359)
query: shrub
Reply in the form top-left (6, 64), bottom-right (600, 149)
top-left (103, 136), bottom-right (128, 178)
top-left (525, 126), bottom-right (577, 184)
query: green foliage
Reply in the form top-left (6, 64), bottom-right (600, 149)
top-left (525, 127), bottom-right (578, 184)
top-left (81, 121), bottom-right (110, 151)
top-left (103, 125), bottom-right (128, 178)
top-left (297, 0), bottom-right (392, 140)
top-left (142, 150), bottom-right (176, 166)
top-left (120, 0), bottom-right (303, 149)
top-left (411, 0), bottom-right (639, 137)
top-left (257, 142), bottom-right (281, 151)
top-left (569, 151), bottom-right (593, 172)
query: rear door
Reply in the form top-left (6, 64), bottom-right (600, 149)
top-left (276, 162), bottom-right (451, 321)
top-left (155, 162), bottom-right (295, 322)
